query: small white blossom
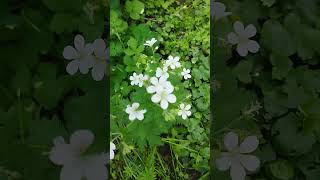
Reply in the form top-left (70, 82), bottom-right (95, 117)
top-left (63, 35), bottom-right (94, 75)
top-left (211, 1), bottom-right (231, 20)
top-left (144, 38), bottom-right (157, 47)
top-left (181, 68), bottom-right (191, 79)
top-left (125, 102), bottom-right (147, 121)
top-left (165, 56), bottom-right (181, 69)
top-left (151, 87), bottom-right (176, 110)
top-left (215, 132), bottom-right (260, 180)
top-left (130, 73), bottom-right (142, 86)
top-left (91, 39), bottom-right (108, 81)
top-left (178, 103), bottom-right (192, 119)
top-left (146, 76), bottom-right (173, 94)
top-left (49, 130), bottom-right (108, 180)
top-left (141, 74), bottom-right (149, 81)
top-left (156, 67), bottom-right (169, 78)
top-left (228, 21), bottom-right (260, 57)
top-left (110, 142), bottom-right (116, 160)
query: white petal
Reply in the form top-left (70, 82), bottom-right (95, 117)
top-left (147, 86), bottom-right (156, 93)
top-left (228, 32), bottom-right (239, 45)
top-left (132, 102), bottom-right (140, 109)
top-left (239, 155), bottom-right (260, 172)
top-left (182, 114), bottom-right (187, 119)
top-left (185, 104), bottom-right (191, 110)
top-left (74, 34), bottom-right (85, 51)
top-left (239, 136), bottom-right (259, 153)
top-left (63, 46), bottom-right (78, 60)
top-left (79, 56), bottom-right (94, 74)
top-left (129, 113), bottom-right (136, 121)
top-left (151, 94), bottom-right (161, 103)
top-left (244, 24), bottom-right (257, 38)
top-left (246, 40), bottom-right (260, 53)
top-left (179, 103), bottom-right (185, 109)
top-left (125, 106), bottom-right (132, 114)
top-left (224, 132), bottom-right (238, 152)
top-left (84, 44), bottom-right (94, 56)
top-left (136, 112), bottom-right (144, 120)
top-left (49, 144), bottom-right (74, 165)
top-left (84, 162), bottom-right (107, 180)
top-left (150, 77), bottom-right (158, 85)
top-left (110, 150), bottom-right (114, 159)
top-left (160, 100), bottom-right (169, 109)
top-left (110, 142), bottom-right (116, 151)
top-left (66, 60), bottom-right (79, 75)
top-left (237, 43), bottom-right (248, 57)
top-left (215, 156), bottom-right (231, 171)
top-left (91, 64), bottom-right (106, 81)
top-left (60, 162), bottom-right (83, 180)
top-left (70, 130), bottom-right (94, 151)
top-left (167, 94), bottom-right (176, 103)
top-left (186, 111), bottom-right (191, 116)
top-left (230, 160), bottom-right (246, 180)
top-left (93, 39), bottom-right (106, 57)
top-left (178, 110), bottom-right (183, 116)
top-left (234, 21), bottom-right (245, 35)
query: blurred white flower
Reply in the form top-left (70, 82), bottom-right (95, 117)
top-left (156, 67), bottom-right (169, 78)
top-left (49, 130), bottom-right (108, 180)
top-left (144, 38), bottom-right (157, 47)
top-left (151, 87), bottom-right (176, 110)
top-left (178, 103), bottom-right (191, 119)
top-left (215, 132), bottom-right (260, 180)
top-left (146, 76), bottom-right (173, 94)
top-left (165, 56), bottom-right (181, 69)
top-left (211, 1), bottom-right (231, 20)
top-left (228, 21), bottom-right (260, 57)
top-left (181, 68), bottom-right (191, 79)
top-left (63, 35), bottom-right (94, 75)
top-left (141, 74), bottom-right (149, 81)
top-left (110, 142), bottom-right (116, 160)
top-left (91, 39), bottom-right (107, 81)
top-left (130, 73), bottom-right (142, 86)
top-left (125, 102), bottom-right (147, 121)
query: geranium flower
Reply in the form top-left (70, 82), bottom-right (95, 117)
top-left (151, 87), bottom-right (176, 110)
top-left (63, 34), bottom-right (94, 75)
top-left (49, 130), bottom-right (108, 180)
top-left (227, 21), bottom-right (260, 57)
top-left (211, 1), bottom-right (231, 20)
top-left (165, 56), bottom-right (181, 69)
top-left (130, 73), bottom-right (142, 86)
top-left (125, 102), bottom-right (147, 121)
top-left (146, 76), bottom-right (173, 94)
top-left (91, 39), bottom-right (108, 81)
top-left (215, 132), bottom-right (260, 180)
top-left (181, 68), bottom-right (191, 79)
top-left (144, 38), bottom-right (157, 47)
top-left (178, 103), bottom-right (192, 119)
top-left (156, 67), bottom-right (169, 78)
top-left (110, 142), bottom-right (116, 160)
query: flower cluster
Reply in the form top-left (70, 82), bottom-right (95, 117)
top-left (62, 34), bottom-right (108, 81)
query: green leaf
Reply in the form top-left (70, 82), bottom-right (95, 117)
top-left (270, 53), bottom-right (292, 80)
top-left (125, 0), bottom-right (145, 20)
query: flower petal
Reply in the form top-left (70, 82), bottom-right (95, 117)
top-left (151, 94), bottom-right (161, 103)
top-left (136, 112), bottom-right (144, 120)
top-left (93, 39), bottom-right (106, 58)
top-left (228, 32), bottom-right (239, 45)
top-left (167, 94), bottom-right (176, 103)
top-left (246, 40), bottom-right (260, 53)
top-left (147, 86), bottom-right (156, 93)
top-left (230, 160), bottom-right (246, 180)
top-left (60, 162), bottom-right (83, 180)
top-left (150, 77), bottom-right (158, 85)
top-left (239, 154), bottom-right (260, 172)
top-left (129, 113), bottom-right (136, 121)
top-left (160, 100), bottom-right (169, 109)
top-left (224, 132), bottom-right (238, 152)
top-left (63, 46), bottom-right (78, 60)
top-left (239, 136), bottom-right (259, 153)
top-left (215, 156), bottom-right (231, 171)
top-left (234, 21), bottom-right (244, 35)
top-left (84, 161), bottom-right (108, 180)
top-left (244, 24), bottom-right (257, 38)
top-left (66, 60), bottom-right (79, 75)
top-left (237, 43), bottom-right (248, 57)
top-left (91, 64), bottom-right (106, 81)
top-left (185, 104), bottom-right (191, 110)
top-left (49, 144), bottom-right (74, 165)
top-left (70, 130), bottom-right (94, 151)
top-left (74, 34), bottom-right (85, 51)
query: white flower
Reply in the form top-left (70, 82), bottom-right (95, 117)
top-left (151, 87), bottom-right (176, 110)
top-left (91, 39), bottom-right (108, 81)
top-left (215, 132), bottom-right (260, 180)
top-left (125, 102), bottom-right (147, 121)
top-left (141, 74), bottom-right (149, 81)
top-left (228, 21), bottom-right (260, 57)
top-left (49, 130), bottom-right (108, 180)
top-left (181, 68), bottom-right (191, 79)
top-left (146, 76), bottom-right (173, 94)
top-left (144, 38), bottom-right (157, 47)
top-left (178, 103), bottom-right (191, 119)
top-left (130, 73), bottom-right (147, 87)
top-left (165, 56), bottom-right (181, 69)
top-left (63, 35), bottom-right (94, 75)
top-left (156, 67), bottom-right (169, 78)
top-left (110, 142), bottom-right (116, 160)
top-left (211, 1), bottom-right (231, 20)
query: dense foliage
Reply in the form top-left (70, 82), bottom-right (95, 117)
top-left (212, 0), bottom-right (320, 180)
top-left (110, 0), bottom-right (210, 179)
